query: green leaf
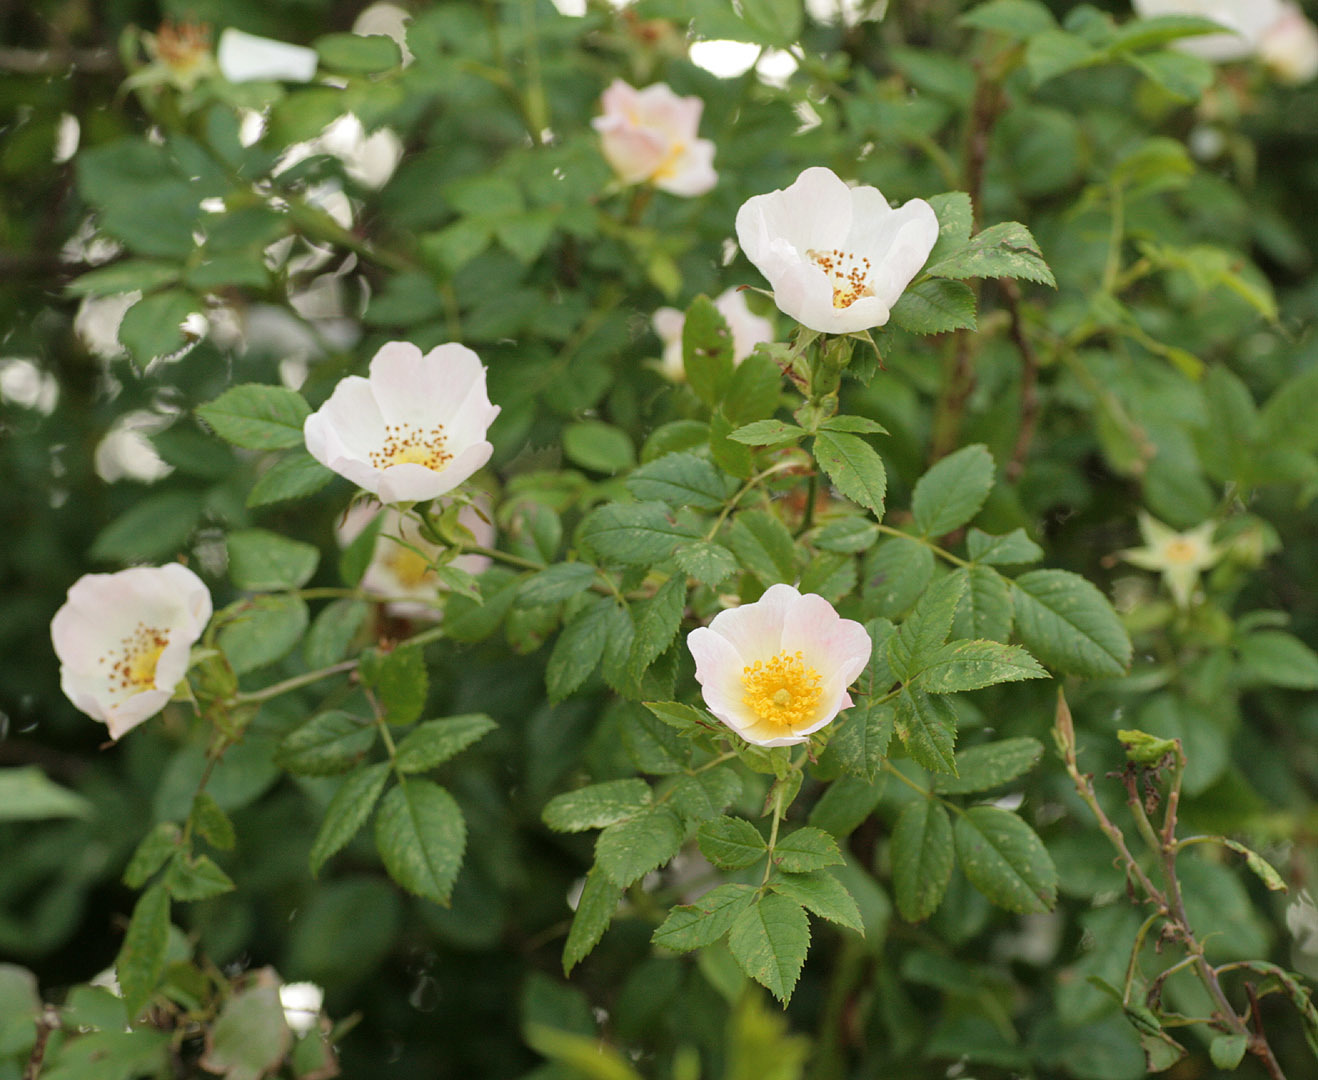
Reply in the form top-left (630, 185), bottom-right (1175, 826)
top-left (518, 562), bottom-right (597, 607)
top-left (813, 431), bottom-right (887, 517)
top-left (0, 766), bottom-right (91, 821)
top-left (773, 827), bottom-right (844, 873)
top-left (1012, 570), bottom-right (1132, 678)
top-left (769, 870), bottom-right (864, 934)
top-left (164, 851), bottom-right (235, 901)
top-left (1127, 49), bottom-right (1214, 100)
top-left (683, 295), bottom-right (735, 408)
top-left (1111, 13), bottom-right (1228, 52)
top-left (563, 421), bottom-right (635, 474)
top-left (66, 258), bottom-right (180, 296)
top-left (819, 415), bottom-right (888, 435)
top-left (863, 536), bottom-right (935, 617)
top-left (925, 192), bottom-right (973, 266)
top-left (596, 805), bottom-right (685, 887)
top-left (563, 866), bottom-right (625, 975)
top-left (200, 978), bottom-right (291, 1080)
top-left (798, 551), bottom-right (857, 604)
top-left (374, 779), bottom-right (467, 906)
top-left (543, 779), bottom-right (654, 833)
top-left (675, 540), bottom-right (740, 586)
top-left (227, 528), bottom-right (319, 591)
top-left (911, 444), bottom-right (995, 537)
top-left (896, 688), bottom-right (959, 775)
top-left (117, 883), bottom-right (170, 1018)
top-left (891, 798), bottom-right (954, 922)
top-left (926, 220), bottom-right (1056, 287)
top-left (628, 575), bottom-right (687, 681)
top-left (90, 491), bottom-right (205, 563)
top-left (309, 761), bottom-right (390, 876)
top-left (360, 645), bottom-right (428, 725)
top-left (523, 1024), bottom-right (643, 1080)
top-left (580, 501), bottom-right (699, 566)
top-left (954, 805), bottom-right (1057, 913)
top-left (728, 509), bottom-right (798, 586)
top-left (952, 564), bottom-right (1014, 643)
top-left (275, 710), bottom-right (377, 776)
top-left (1222, 839), bottom-right (1288, 892)
top-left (728, 420), bottom-right (806, 447)
top-left (722, 350), bottom-right (783, 427)
top-left (967, 527), bottom-right (1044, 565)
top-left (739, 0), bottom-right (803, 46)
top-left (547, 596), bottom-right (613, 702)
top-left (314, 31), bottom-right (401, 72)
top-left (218, 594), bottom-right (308, 674)
top-left (830, 703), bottom-right (894, 781)
top-left (196, 384), bottom-right (311, 450)
top-left (890, 278), bottom-right (977, 334)
top-left (123, 822), bottom-right (181, 887)
top-left (1209, 1034), bottom-right (1249, 1071)
top-left (666, 767), bottom-right (743, 825)
top-left (1237, 630), bottom-right (1318, 690)
top-left (698, 816), bottom-right (767, 869)
top-left (812, 517), bottom-right (879, 553)
top-left (888, 572), bottom-right (967, 681)
top-left (303, 598), bottom-right (369, 668)
top-left (190, 791), bottom-right (235, 851)
top-left (935, 737), bottom-right (1045, 795)
top-left (626, 452), bottom-right (730, 510)
top-left (958, 0), bottom-right (1057, 37)
top-left (247, 451), bottom-right (334, 507)
top-left (394, 714), bottom-right (496, 773)
top-left (643, 701), bottom-right (717, 737)
top-left (916, 639), bottom-right (1047, 693)
top-left (653, 883), bottom-right (758, 952)
top-left (1025, 28), bottom-right (1099, 86)
top-left (727, 893), bottom-right (810, 1004)
top-left (118, 289), bottom-right (199, 363)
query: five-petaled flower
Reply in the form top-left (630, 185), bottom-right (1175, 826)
top-left (651, 288), bottom-right (774, 383)
top-left (593, 79), bottom-right (718, 197)
top-left (51, 564), bottom-right (212, 740)
top-left (1119, 513), bottom-right (1223, 608)
top-left (735, 166), bottom-right (939, 335)
top-left (304, 341), bottom-right (500, 505)
top-left (337, 498), bottom-right (495, 621)
top-left (687, 583), bottom-right (872, 747)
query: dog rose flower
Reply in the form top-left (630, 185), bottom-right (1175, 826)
top-left (51, 564), bottom-right (212, 739)
top-left (592, 80), bottom-right (717, 197)
top-left (651, 288), bottom-right (774, 383)
top-left (687, 583), bottom-right (871, 747)
top-left (735, 166), bottom-right (939, 334)
top-left (337, 499), bottom-right (495, 621)
top-left (1259, 3), bottom-right (1318, 83)
top-left (304, 341), bottom-right (500, 505)
top-left (1119, 514), bottom-right (1223, 608)
top-left (1131, 0), bottom-right (1285, 60)
top-left (217, 28), bottom-right (319, 83)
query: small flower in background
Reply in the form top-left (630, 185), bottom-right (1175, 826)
top-left (316, 114), bottom-right (406, 191)
top-left (651, 288), bottom-right (774, 383)
top-left (1119, 513), bottom-right (1223, 608)
top-left (94, 410), bottom-right (174, 484)
top-left (304, 341), bottom-right (501, 505)
top-left (592, 80), bottom-right (717, 197)
top-left (51, 564), bottom-right (212, 739)
top-left (1259, 3), bottom-right (1318, 84)
top-left (337, 498), bottom-right (495, 621)
top-left (687, 583), bottom-right (871, 747)
top-left (735, 166), bottom-right (939, 335)
top-left (352, 2), bottom-right (414, 66)
top-left (217, 28), bottom-right (319, 84)
top-left (1131, 0), bottom-right (1284, 61)
top-left (138, 20), bottom-right (216, 91)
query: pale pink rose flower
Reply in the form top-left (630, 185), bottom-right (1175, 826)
top-left (217, 28), bottom-right (319, 83)
top-left (337, 498), bottom-right (495, 621)
top-left (735, 166), bottom-right (939, 335)
top-left (1259, 3), bottom-right (1318, 83)
top-left (592, 80), bottom-right (717, 197)
top-left (304, 341), bottom-right (500, 505)
top-left (1130, 0), bottom-right (1286, 61)
top-left (687, 583), bottom-right (872, 747)
top-left (51, 564), bottom-right (212, 739)
top-left (651, 288), bottom-right (775, 383)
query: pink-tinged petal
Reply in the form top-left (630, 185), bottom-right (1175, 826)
top-left (105, 689), bottom-right (173, 740)
top-left (633, 83), bottom-right (703, 138)
top-left (781, 593), bottom-right (871, 682)
top-left (736, 167), bottom-right (852, 268)
top-left (655, 139), bottom-right (717, 197)
top-left (704, 583), bottom-right (801, 664)
top-left (598, 125), bottom-right (668, 185)
top-left (688, 626), bottom-right (751, 716)
top-left (597, 79), bottom-right (640, 119)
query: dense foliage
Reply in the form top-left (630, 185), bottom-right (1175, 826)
top-left (4, 0), bottom-right (1318, 1077)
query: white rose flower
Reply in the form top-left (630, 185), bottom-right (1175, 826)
top-left (217, 28), bottom-right (319, 84)
top-left (1259, 3), bottom-right (1318, 83)
top-left (337, 498), bottom-right (495, 621)
top-left (1130, 0), bottom-right (1286, 61)
top-left (304, 341), bottom-right (500, 505)
top-left (687, 583), bottom-right (872, 747)
top-left (735, 166), bottom-right (939, 335)
top-left (651, 288), bottom-right (775, 383)
top-left (51, 564), bottom-right (212, 739)
top-left (592, 80), bottom-right (717, 197)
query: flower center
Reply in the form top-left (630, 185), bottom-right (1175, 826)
top-left (371, 423), bottom-right (453, 474)
top-left (742, 650), bottom-right (823, 730)
top-left (105, 624), bottom-right (170, 693)
top-left (155, 20), bottom-right (212, 74)
top-left (807, 248), bottom-right (875, 309)
top-left (1164, 539), bottom-right (1200, 565)
top-left (386, 544), bottom-right (437, 589)
top-left (652, 140), bottom-right (687, 182)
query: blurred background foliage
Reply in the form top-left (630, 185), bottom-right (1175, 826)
top-left (3, 0), bottom-right (1318, 1077)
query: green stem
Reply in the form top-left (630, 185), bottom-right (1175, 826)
top-left (231, 659), bottom-right (358, 706)
top-left (760, 786), bottom-right (786, 887)
top-left (1123, 910), bottom-right (1164, 1003)
top-left (705, 461), bottom-right (798, 542)
top-left (462, 544), bottom-right (546, 572)
top-left (874, 523), bottom-right (970, 568)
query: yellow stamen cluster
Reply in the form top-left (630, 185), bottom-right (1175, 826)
top-left (742, 650), bottom-right (822, 730)
top-left (807, 248), bottom-right (875, 309)
top-left (1163, 538), bottom-right (1201, 565)
top-left (101, 624), bottom-right (169, 693)
top-left (370, 423), bottom-right (453, 474)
